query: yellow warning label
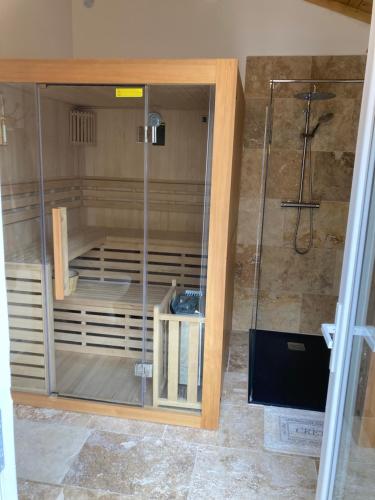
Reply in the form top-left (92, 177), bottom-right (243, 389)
top-left (116, 87), bottom-right (143, 98)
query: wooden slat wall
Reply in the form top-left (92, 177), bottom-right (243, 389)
top-left (83, 177), bottom-right (206, 234)
top-left (6, 262), bottom-right (49, 393)
top-left (82, 177), bottom-right (205, 214)
top-left (56, 237), bottom-right (206, 358)
top-left (1, 177), bottom-right (82, 227)
top-left (2, 176), bottom-right (206, 241)
top-left (54, 301), bottom-right (153, 360)
top-left (70, 239), bottom-right (206, 289)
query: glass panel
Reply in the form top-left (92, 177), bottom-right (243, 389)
top-left (255, 80), bottom-right (363, 335)
top-left (332, 170), bottom-right (375, 499)
top-left (38, 84), bottom-right (147, 405)
top-left (0, 84), bottom-right (48, 394)
top-left (146, 84), bottom-right (215, 412)
top-left (250, 80), bottom-right (363, 410)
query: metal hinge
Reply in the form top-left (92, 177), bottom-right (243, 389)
top-left (321, 323), bottom-right (336, 349)
top-left (354, 326), bottom-right (375, 352)
top-left (321, 324), bottom-right (375, 353)
top-left (134, 362), bottom-right (153, 378)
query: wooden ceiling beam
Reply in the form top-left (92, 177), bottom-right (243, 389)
top-left (305, 0), bottom-right (372, 23)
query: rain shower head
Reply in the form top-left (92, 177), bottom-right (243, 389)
top-left (294, 90), bottom-right (336, 101)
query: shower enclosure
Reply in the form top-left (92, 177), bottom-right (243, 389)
top-left (249, 76), bottom-right (364, 408)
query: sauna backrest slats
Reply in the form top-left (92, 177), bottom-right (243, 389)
top-left (70, 239), bottom-right (206, 289)
top-left (1, 177), bottom-right (205, 226)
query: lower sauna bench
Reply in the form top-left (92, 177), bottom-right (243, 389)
top-left (53, 278), bottom-right (204, 410)
top-left (53, 279), bottom-right (167, 405)
top-left (54, 280), bottom-right (165, 358)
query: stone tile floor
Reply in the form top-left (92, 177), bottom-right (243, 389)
top-left (15, 331), bottom-right (318, 499)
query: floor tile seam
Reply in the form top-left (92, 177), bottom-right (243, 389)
top-left (86, 426), bottom-right (166, 439)
top-left (15, 415), bottom-right (92, 430)
top-left (262, 447), bottom-right (321, 462)
top-left (61, 483), bottom-right (133, 497)
top-left (227, 369), bottom-right (248, 374)
top-left (186, 446), bottom-right (200, 500)
top-left (345, 457), bottom-right (375, 465)
top-left (166, 440), bottom-right (266, 453)
top-left (80, 413), bottom-right (166, 439)
top-left (58, 427), bottom-right (94, 486)
top-left (17, 478), bottom-right (64, 489)
top-left (190, 442), bottom-right (321, 463)
top-left (57, 426), bottom-right (201, 451)
top-left (314, 460), bottom-right (319, 478)
top-left (220, 401), bottom-right (262, 409)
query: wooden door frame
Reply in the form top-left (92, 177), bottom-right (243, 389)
top-left (0, 59), bottom-right (244, 430)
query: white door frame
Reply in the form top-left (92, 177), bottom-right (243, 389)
top-left (316, 16), bottom-right (375, 500)
top-left (0, 203), bottom-right (18, 498)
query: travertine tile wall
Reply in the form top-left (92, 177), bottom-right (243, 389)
top-left (233, 55), bottom-right (366, 335)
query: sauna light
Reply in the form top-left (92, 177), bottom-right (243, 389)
top-left (0, 95), bottom-right (7, 146)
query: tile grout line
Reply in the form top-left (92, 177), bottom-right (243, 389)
top-left (58, 427), bottom-right (94, 486)
top-left (186, 444), bottom-right (200, 500)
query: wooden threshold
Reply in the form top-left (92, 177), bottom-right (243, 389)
top-left (12, 391), bottom-right (202, 428)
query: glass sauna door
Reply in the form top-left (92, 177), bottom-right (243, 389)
top-left (146, 85), bottom-right (214, 411)
top-left (38, 84), bottom-right (149, 406)
top-left (0, 84), bottom-right (49, 394)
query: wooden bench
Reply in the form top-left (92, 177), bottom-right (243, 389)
top-left (5, 208), bottom-right (206, 407)
top-left (54, 280), bottom-right (169, 361)
top-left (52, 207), bottom-right (206, 298)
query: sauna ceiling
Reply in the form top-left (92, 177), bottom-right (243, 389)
top-left (40, 85), bottom-right (210, 110)
top-left (305, 0), bottom-right (372, 23)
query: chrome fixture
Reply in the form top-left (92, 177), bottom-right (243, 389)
top-left (148, 112), bottom-right (163, 128)
top-left (281, 86), bottom-right (336, 254)
top-left (294, 90), bottom-right (336, 101)
top-left (138, 112), bottom-right (165, 145)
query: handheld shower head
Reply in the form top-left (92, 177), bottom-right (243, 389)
top-left (303, 112), bottom-right (334, 139)
top-left (318, 112), bottom-right (334, 124)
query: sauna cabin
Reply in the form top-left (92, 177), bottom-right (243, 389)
top-left (0, 59), bottom-right (243, 430)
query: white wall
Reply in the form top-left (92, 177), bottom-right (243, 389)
top-left (0, 0), bottom-right (369, 77)
top-left (0, 0), bottom-right (73, 58)
top-left (72, 0), bottom-right (370, 78)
